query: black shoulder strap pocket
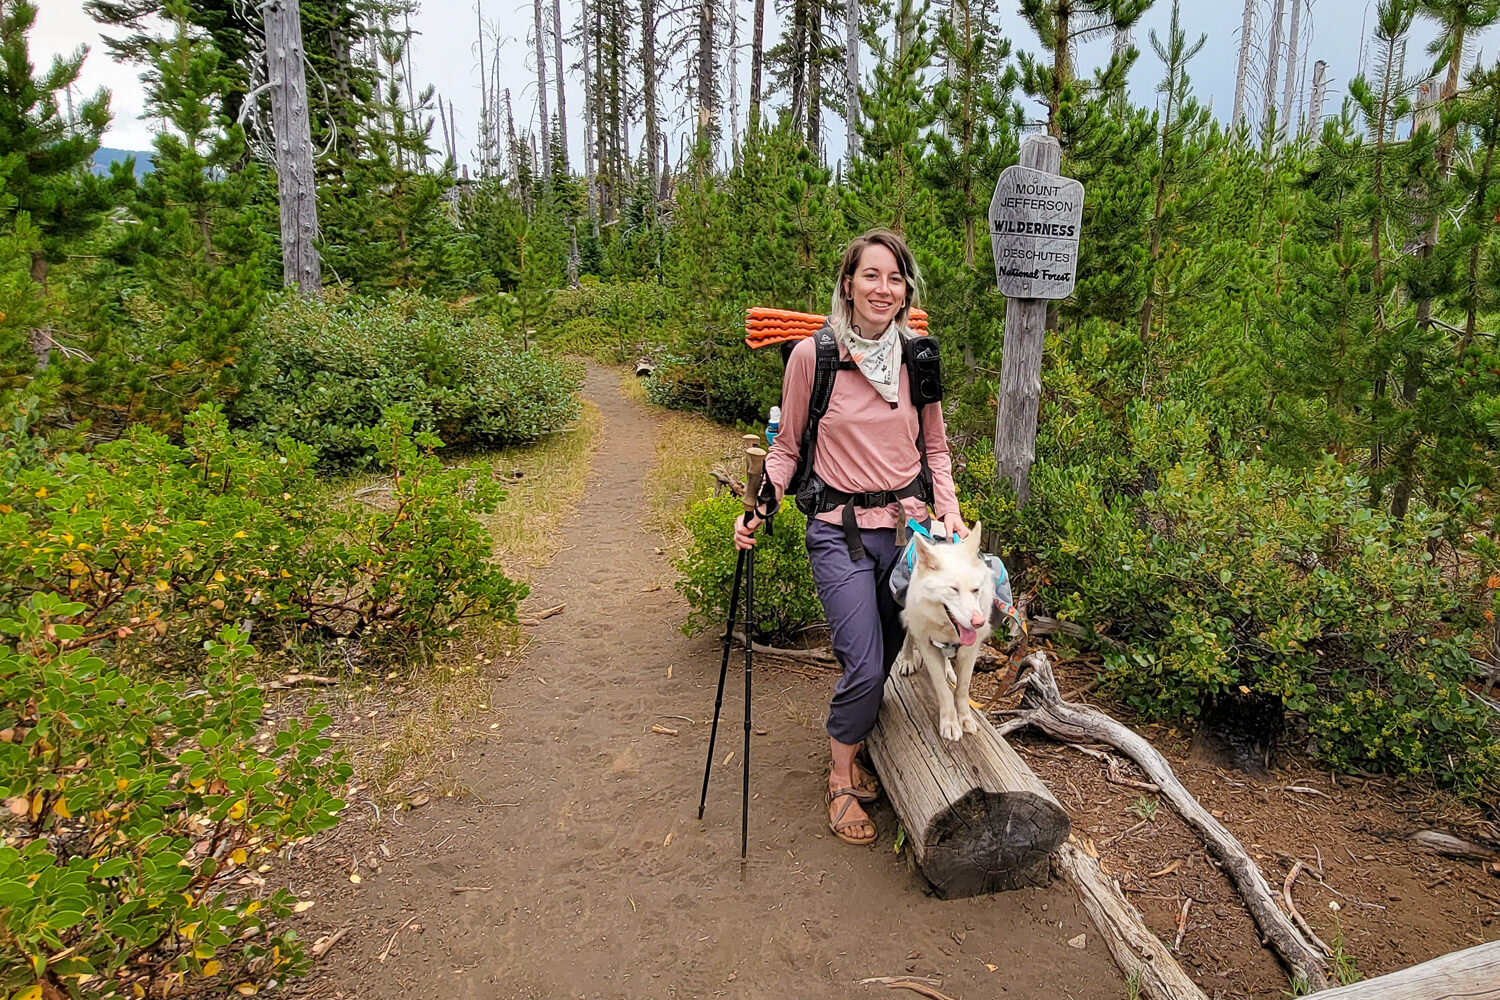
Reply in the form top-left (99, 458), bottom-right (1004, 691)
top-left (905, 334), bottom-right (943, 408)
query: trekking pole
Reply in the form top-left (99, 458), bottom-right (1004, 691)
top-left (697, 546), bottom-right (745, 821)
top-left (739, 435), bottom-right (767, 880)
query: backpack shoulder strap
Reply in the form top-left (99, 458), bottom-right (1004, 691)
top-left (790, 325), bottom-right (850, 494)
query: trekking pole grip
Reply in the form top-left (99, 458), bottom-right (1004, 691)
top-left (742, 434), bottom-right (767, 526)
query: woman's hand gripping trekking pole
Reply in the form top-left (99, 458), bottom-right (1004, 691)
top-left (734, 433), bottom-right (774, 550)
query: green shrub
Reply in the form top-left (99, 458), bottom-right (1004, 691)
top-left (544, 280), bottom-right (671, 361)
top-left (675, 496), bottom-right (822, 646)
top-left (960, 404), bottom-right (1499, 796)
top-left (0, 608), bottom-right (349, 998)
top-left (0, 403), bottom-right (526, 665)
top-left (236, 291), bottom-right (582, 472)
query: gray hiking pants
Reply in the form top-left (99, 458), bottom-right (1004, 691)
top-left (806, 519), bottom-right (906, 746)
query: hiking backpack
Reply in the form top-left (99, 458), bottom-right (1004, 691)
top-left (775, 325), bottom-right (944, 561)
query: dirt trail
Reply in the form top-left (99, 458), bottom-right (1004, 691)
top-left (306, 365), bottom-right (1125, 999)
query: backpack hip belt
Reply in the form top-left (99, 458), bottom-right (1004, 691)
top-left (796, 475), bottom-right (933, 563)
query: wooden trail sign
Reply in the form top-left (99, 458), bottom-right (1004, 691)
top-left (988, 164), bottom-right (1085, 300)
top-left (991, 135), bottom-right (1082, 509)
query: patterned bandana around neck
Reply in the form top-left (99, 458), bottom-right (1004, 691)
top-left (840, 321), bottom-right (903, 405)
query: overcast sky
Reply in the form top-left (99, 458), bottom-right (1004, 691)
top-left (33, 0), bottom-right (1500, 169)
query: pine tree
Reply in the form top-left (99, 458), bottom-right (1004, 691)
top-left (844, 0), bottom-right (936, 236)
top-left (922, 0), bottom-right (1018, 383)
top-left (1138, 0), bottom-right (1214, 348)
top-left (1016, 0), bottom-right (1150, 143)
top-left (0, 0), bottom-right (124, 371)
top-left (80, 0), bottom-right (267, 432)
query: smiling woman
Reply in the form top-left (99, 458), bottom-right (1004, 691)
top-left (732, 228), bottom-right (969, 847)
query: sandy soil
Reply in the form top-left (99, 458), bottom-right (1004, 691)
top-left (281, 365), bottom-right (1500, 1000)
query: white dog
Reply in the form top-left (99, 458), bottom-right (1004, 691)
top-left (894, 522), bottom-right (995, 742)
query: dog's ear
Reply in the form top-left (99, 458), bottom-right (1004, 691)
top-left (962, 520), bottom-right (983, 556)
top-left (914, 534), bottom-right (942, 572)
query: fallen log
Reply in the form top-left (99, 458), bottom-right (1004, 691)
top-left (997, 653), bottom-right (1331, 992)
top-left (1303, 939), bottom-right (1500, 999)
top-left (1054, 840), bottom-right (1208, 1000)
top-left (865, 668), bottom-right (1070, 899)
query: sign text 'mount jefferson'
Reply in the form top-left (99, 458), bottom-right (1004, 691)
top-left (987, 165), bottom-right (1086, 300)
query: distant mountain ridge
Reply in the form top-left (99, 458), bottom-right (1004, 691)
top-left (93, 147), bottom-right (154, 180)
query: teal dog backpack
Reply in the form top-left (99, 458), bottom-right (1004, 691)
top-left (888, 519), bottom-right (1024, 631)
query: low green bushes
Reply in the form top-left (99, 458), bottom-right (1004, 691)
top-left (0, 616), bottom-right (346, 998)
top-left (237, 291), bottom-right (582, 472)
top-left (675, 496), bottom-right (822, 645)
top-left (961, 400), bottom-right (1500, 797)
top-left (1, 401), bottom-right (525, 661)
top-left (0, 399), bottom-right (528, 994)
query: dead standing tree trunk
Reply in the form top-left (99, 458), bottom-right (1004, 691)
top-left (264, 0), bottom-right (322, 294)
top-left (997, 653), bottom-right (1333, 992)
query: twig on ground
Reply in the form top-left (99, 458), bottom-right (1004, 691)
top-left (1281, 785), bottom-right (1333, 799)
top-left (377, 912), bottom-right (423, 963)
top-left (311, 926), bottom-right (349, 959)
top-left (1103, 818), bottom-right (1151, 847)
top-left (518, 603), bottom-right (566, 626)
top-left (1283, 862), bottom-right (1333, 957)
top-left (263, 673), bottom-right (339, 690)
top-left (451, 886), bottom-right (493, 893)
top-left (857, 976), bottom-right (958, 1000)
top-left (1174, 897), bottom-right (1192, 952)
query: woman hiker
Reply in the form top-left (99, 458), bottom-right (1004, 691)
top-left (733, 228), bottom-right (966, 846)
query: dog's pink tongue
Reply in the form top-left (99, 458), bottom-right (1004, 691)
top-left (957, 624), bottom-right (977, 646)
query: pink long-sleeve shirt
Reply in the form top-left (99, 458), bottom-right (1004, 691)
top-left (763, 334), bottom-right (961, 530)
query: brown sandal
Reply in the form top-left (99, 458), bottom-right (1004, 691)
top-left (826, 787), bottom-right (877, 845)
top-left (850, 758), bottom-right (881, 803)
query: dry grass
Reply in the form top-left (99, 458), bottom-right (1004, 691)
top-left (475, 399), bottom-right (603, 581)
top-left (632, 370), bottom-right (756, 555)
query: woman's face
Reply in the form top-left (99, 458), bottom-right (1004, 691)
top-left (844, 242), bottom-right (906, 336)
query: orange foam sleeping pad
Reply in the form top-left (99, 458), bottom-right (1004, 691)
top-left (743, 307), bottom-right (929, 348)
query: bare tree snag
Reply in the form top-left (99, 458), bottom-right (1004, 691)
top-left (264, 0), bottom-right (322, 294)
top-left (865, 669), bottom-right (1070, 899)
top-left (1303, 940), bottom-right (1500, 999)
top-left (998, 653), bottom-right (1331, 991)
top-left (1055, 841), bottom-right (1209, 1000)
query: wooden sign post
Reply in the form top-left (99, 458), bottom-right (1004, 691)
top-left (989, 135), bottom-right (1084, 509)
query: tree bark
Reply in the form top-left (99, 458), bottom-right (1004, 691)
top-left (806, 0), bottom-right (821, 159)
top-left (1280, 0), bottom-right (1302, 141)
top-left (997, 653), bottom-right (1332, 992)
top-left (642, 0), bottom-right (660, 190)
top-left (264, 0), bottom-right (322, 295)
top-left (696, 0), bottom-right (715, 144)
top-left (1232, 0), bottom-right (1254, 130)
top-left (865, 669), bottom-right (1071, 899)
top-left (1055, 841), bottom-right (1210, 1000)
top-left (1302, 941), bottom-right (1500, 999)
top-left (749, 0), bottom-right (766, 134)
top-left (534, 0), bottom-right (550, 178)
top-left (552, 0), bottom-right (568, 170)
top-left (844, 0), bottom-right (859, 160)
top-left (1262, 0), bottom-right (1286, 139)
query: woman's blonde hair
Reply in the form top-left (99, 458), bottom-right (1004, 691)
top-left (828, 228), bottom-right (923, 339)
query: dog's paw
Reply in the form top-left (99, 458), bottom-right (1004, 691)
top-left (939, 716), bottom-right (964, 742)
top-left (895, 652), bottom-right (917, 676)
top-left (960, 712), bottom-right (980, 735)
